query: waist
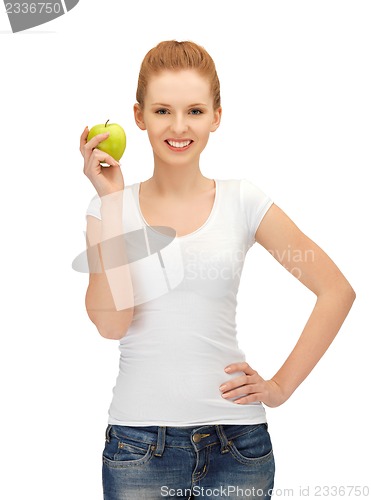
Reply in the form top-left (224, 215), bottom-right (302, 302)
top-left (105, 422), bottom-right (269, 452)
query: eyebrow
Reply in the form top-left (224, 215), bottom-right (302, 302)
top-left (150, 102), bottom-right (208, 107)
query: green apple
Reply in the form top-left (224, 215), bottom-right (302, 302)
top-left (87, 119), bottom-right (126, 161)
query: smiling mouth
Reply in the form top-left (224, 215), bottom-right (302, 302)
top-left (165, 140), bottom-right (193, 149)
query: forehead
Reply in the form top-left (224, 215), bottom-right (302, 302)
top-left (146, 70), bottom-right (212, 103)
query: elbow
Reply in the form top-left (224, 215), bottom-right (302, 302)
top-left (334, 278), bottom-right (356, 310)
top-left (95, 314), bottom-right (133, 340)
top-left (341, 275), bottom-right (356, 304)
top-left (98, 326), bottom-right (128, 340)
top-left (345, 284), bottom-right (356, 319)
top-left (317, 277), bottom-right (356, 309)
top-left (86, 306), bottom-right (134, 341)
top-left (346, 283), bottom-right (356, 306)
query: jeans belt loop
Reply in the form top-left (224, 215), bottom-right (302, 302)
top-left (216, 425), bottom-right (230, 454)
top-left (154, 426), bottom-right (166, 457)
top-left (105, 424), bottom-right (113, 443)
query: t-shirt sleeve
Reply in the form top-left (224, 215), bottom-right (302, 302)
top-left (240, 179), bottom-right (274, 247)
top-left (85, 193), bottom-right (102, 220)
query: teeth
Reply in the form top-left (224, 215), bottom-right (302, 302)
top-left (167, 140), bottom-right (191, 148)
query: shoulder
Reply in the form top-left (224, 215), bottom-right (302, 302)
top-left (216, 178), bottom-right (269, 192)
top-left (216, 178), bottom-right (273, 212)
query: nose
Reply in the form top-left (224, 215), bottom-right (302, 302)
top-left (170, 113), bottom-right (188, 136)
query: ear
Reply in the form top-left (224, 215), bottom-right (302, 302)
top-left (210, 107), bottom-right (222, 132)
top-left (133, 103), bottom-right (146, 130)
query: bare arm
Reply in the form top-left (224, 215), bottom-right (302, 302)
top-left (81, 127), bottom-right (134, 340)
top-left (219, 203), bottom-right (356, 406)
top-left (85, 192), bottom-right (134, 340)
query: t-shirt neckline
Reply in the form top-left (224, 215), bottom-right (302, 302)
top-left (134, 179), bottom-right (219, 240)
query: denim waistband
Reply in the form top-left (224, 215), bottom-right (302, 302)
top-left (105, 423), bottom-right (267, 457)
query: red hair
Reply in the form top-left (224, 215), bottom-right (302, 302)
top-left (136, 40), bottom-right (221, 110)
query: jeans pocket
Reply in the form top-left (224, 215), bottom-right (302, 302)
top-left (228, 424), bottom-right (274, 466)
top-left (102, 433), bottom-right (156, 468)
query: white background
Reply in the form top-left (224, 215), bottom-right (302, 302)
top-left (0, 1), bottom-right (369, 499)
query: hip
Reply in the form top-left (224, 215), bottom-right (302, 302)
top-left (102, 423), bottom-right (275, 499)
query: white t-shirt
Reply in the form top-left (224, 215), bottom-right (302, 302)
top-left (85, 179), bottom-right (274, 426)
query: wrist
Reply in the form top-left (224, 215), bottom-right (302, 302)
top-left (100, 190), bottom-right (124, 230)
top-left (268, 378), bottom-right (293, 405)
top-left (100, 189), bottom-right (124, 207)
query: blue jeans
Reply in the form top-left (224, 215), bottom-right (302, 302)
top-left (102, 423), bottom-right (275, 499)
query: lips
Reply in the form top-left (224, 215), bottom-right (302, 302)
top-left (165, 139), bottom-right (193, 151)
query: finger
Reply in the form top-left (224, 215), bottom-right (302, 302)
top-left (234, 393), bottom-right (262, 405)
top-left (221, 384), bottom-right (258, 399)
top-left (86, 132), bottom-right (111, 151)
top-left (220, 373), bottom-right (258, 393)
top-left (79, 126), bottom-right (89, 154)
top-left (225, 362), bottom-right (256, 375)
top-left (88, 148), bottom-right (120, 168)
top-left (82, 132), bottom-right (111, 159)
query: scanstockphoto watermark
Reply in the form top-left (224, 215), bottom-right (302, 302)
top-left (3, 0), bottom-right (80, 33)
top-left (160, 485), bottom-right (294, 497)
top-left (160, 484), bottom-right (370, 497)
top-left (160, 485), bottom-right (271, 497)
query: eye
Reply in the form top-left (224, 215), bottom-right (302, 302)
top-left (155, 108), bottom-right (169, 115)
top-left (189, 109), bottom-right (203, 115)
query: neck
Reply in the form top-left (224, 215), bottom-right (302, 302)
top-left (147, 157), bottom-right (212, 198)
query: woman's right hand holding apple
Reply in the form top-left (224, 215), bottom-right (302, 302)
top-left (80, 126), bottom-right (124, 198)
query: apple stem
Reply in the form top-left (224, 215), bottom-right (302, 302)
top-left (105, 119), bottom-right (110, 127)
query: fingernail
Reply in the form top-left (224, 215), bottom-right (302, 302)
top-left (220, 385), bottom-right (227, 391)
top-left (225, 367), bottom-right (231, 372)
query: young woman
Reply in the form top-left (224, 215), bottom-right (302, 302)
top-left (80, 40), bottom-right (355, 500)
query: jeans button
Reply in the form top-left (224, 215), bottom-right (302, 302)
top-left (192, 433), bottom-right (202, 443)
